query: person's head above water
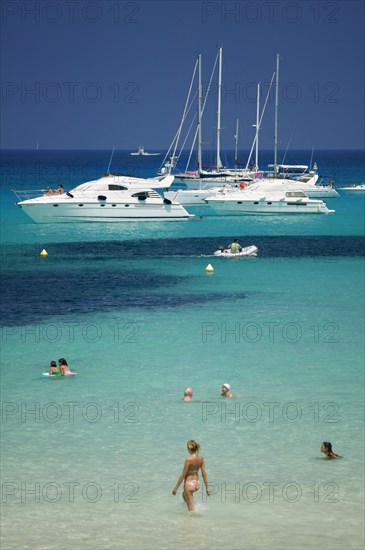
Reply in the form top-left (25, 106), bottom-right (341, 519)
top-left (50, 361), bottom-right (57, 367)
top-left (321, 441), bottom-right (341, 459)
top-left (58, 358), bottom-right (68, 366)
top-left (321, 442), bottom-right (333, 453)
top-left (187, 440), bottom-right (201, 454)
top-left (221, 383), bottom-right (233, 398)
top-left (182, 387), bottom-right (193, 401)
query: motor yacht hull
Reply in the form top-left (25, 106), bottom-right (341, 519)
top-left (254, 177), bottom-right (339, 198)
top-left (14, 174), bottom-right (193, 223)
top-left (205, 197), bottom-right (334, 215)
top-left (297, 186), bottom-right (338, 198)
top-left (17, 201), bottom-right (192, 222)
top-left (340, 185), bottom-right (365, 194)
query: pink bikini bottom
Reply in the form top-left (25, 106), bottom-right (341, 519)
top-left (185, 479), bottom-right (200, 492)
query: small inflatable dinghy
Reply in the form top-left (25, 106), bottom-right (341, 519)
top-left (42, 372), bottom-right (77, 377)
top-left (214, 245), bottom-right (258, 257)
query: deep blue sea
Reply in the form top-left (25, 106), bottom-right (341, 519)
top-left (1, 149), bottom-right (364, 550)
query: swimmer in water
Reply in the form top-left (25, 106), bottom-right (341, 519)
top-left (182, 387), bottom-right (193, 401)
top-left (58, 358), bottom-right (72, 375)
top-left (49, 361), bottom-right (59, 375)
top-left (221, 383), bottom-right (233, 398)
top-left (172, 440), bottom-right (211, 511)
top-left (321, 442), bottom-right (341, 459)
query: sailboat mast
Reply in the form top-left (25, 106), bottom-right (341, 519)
top-left (255, 82), bottom-right (260, 170)
top-left (309, 145), bottom-right (314, 170)
top-left (245, 72), bottom-right (275, 171)
top-left (216, 46), bottom-right (222, 171)
top-left (274, 52), bottom-right (280, 176)
top-left (107, 148), bottom-right (115, 174)
top-left (198, 53), bottom-right (203, 173)
top-left (234, 118), bottom-right (239, 164)
top-left (171, 58), bottom-right (199, 172)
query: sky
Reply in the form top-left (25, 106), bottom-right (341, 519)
top-left (1, 0), bottom-right (364, 150)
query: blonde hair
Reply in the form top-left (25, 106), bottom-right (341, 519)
top-left (187, 439), bottom-right (201, 453)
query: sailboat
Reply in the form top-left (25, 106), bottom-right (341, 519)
top-left (258, 54), bottom-right (338, 198)
top-left (163, 55), bottom-right (270, 214)
top-left (165, 48), bottom-right (257, 188)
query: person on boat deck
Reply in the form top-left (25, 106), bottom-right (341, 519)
top-left (58, 358), bottom-right (72, 375)
top-left (229, 239), bottom-right (242, 253)
top-left (321, 442), bottom-right (341, 459)
top-left (221, 383), bottom-right (233, 398)
top-left (182, 387), bottom-right (193, 401)
top-left (172, 439), bottom-right (211, 512)
top-left (49, 361), bottom-right (59, 375)
top-left (56, 184), bottom-right (64, 194)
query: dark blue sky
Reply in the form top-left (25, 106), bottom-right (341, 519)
top-left (1, 0), bottom-right (364, 150)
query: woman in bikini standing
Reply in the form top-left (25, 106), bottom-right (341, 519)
top-left (172, 439), bottom-right (211, 511)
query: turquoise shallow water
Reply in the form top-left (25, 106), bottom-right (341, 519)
top-left (1, 150), bottom-right (364, 549)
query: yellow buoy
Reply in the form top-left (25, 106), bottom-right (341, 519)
top-left (40, 249), bottom-right (48, 257)
top-left (205, 263), bottom-right (214, 273)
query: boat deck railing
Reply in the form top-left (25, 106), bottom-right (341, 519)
top-left (12, 189), bottom-right (55, 201)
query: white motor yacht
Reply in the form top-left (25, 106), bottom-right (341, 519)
top-left (205, 183), bottom-right (334, 215)
top-left (340, 184), bottom-right (365, 193)
top-left (253, 174), bottom-right (339, 198)
top-left (131, 146), bottom-right (160, 156)
top-left (269, 164), bottom-right (319, 185)
top-left (14, 174), bottom-right (193, 223)
top-left (264, 164), bottom-right (339, 198)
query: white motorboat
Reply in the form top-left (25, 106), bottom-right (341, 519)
top-left (131, 146), bottom-right (160, 156)
top-left (214, 245), bottom-right (258, 257)
top-left (265, 164), bottom-right (339, 198)
top-left (253, 175), bottom-right (339, 198)
top-left (174, 168), bottom-right (338, 197)
top-left (205, 184), bottom-right (334, 215)
top-left (269, 164), bottom-right (319, 184)
top-left (13, 174), bottom-right (193, 223)
top-left (340, 184), bottom-right (365, 193)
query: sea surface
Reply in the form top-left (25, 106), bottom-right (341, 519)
top-left (1, 149), bottom-right (364, 550)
